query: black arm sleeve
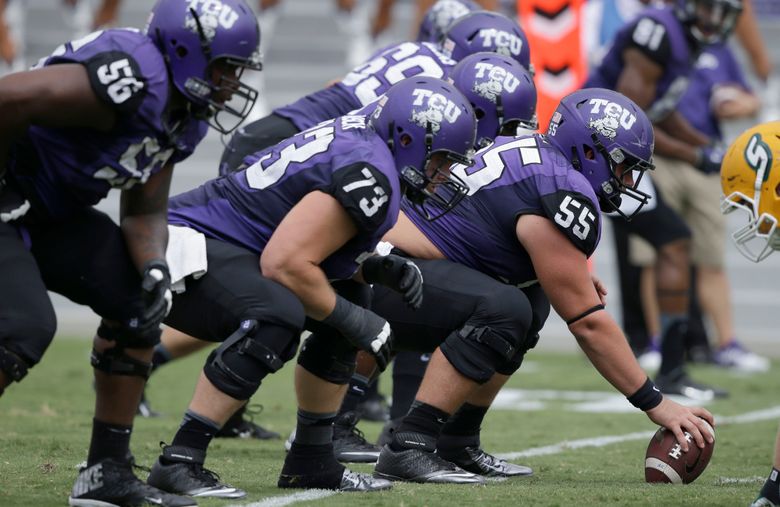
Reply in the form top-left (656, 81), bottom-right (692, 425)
top-left (83, 51), bottom-right (147, 114)
top-left (540, 190), bottom-right (600, 257)
top-left (328, 162), bottom-right (392, 233)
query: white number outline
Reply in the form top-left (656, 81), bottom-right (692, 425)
top-left (246, 123), bottom-right (337, 190)
top-left (554, 195), bottom-right (596, 241)
top-left (341, 42), bottom-right (446, 105)
top-left (451, 137), bottom-right (542, 196)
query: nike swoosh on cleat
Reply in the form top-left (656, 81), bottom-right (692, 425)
top-left (145, 497), bottom-right (164, 505)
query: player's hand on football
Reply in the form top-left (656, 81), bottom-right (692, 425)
top-left (136, 260), bottom-right (172, 333)
top-left (646, 398), bottom-right (715, 452)
top-left (361, 254), bottom-right (424, 309)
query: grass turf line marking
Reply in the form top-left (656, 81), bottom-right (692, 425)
top-left (226, 489), bottom-right (337, 507)
top-left (230, 405), bottom-right (780, 507)
top-left (497, 405), bottom-right (780, 461)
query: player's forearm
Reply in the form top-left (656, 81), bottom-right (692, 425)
top-left (569, 313), bottom-right (647, 396)
top-left (652, 125), bottom-right (700, 165)
top-left (656, 112), bottom-right (709, 146)
top-left (120, 212), bottom-right (168, 273)
top-left (260, 257), bottom-right (337, 320)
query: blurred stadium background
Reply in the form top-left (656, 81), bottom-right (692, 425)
top-left (6, 0), bottom-right (780, 356)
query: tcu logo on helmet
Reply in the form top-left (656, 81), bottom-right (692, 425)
top-left (410, 88), bottom-right (463, 134)
top-left (473, 62), bottom-right (520, 103)
top-left (587, 98), bottom-right (637, 140)
top-left (185, 0), bottom-right (239, 41)
top-left (479, 29), bottom-right (523, 57)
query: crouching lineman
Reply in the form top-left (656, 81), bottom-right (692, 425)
top-left (143, 77), bottom-right (477, 498)
top-left (356, 88), bottom-right (714, 484)
top-left (0, 0), bottom-right (263, 505)
top-left (719, 122), bottom-right (780, 507)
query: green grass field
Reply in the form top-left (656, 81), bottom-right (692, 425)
top-left (1, 338), bottom-right (778, 507)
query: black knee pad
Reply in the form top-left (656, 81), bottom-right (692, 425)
top-left (91, 346), bottom-right (154, 378)
top-left (441, 288), bottom-right (532, 383)
top-left (204, 319), bottom-right (299, 400)
top-left (495, 332), bottom-right (541, 376)
top-left (0, 345), bottom-right (31, 383)
top-left (97, 320), bottom-right (162, 349)
top-left (297, 331), bottom-right (358, 385)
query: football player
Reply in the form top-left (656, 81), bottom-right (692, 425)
top-left (0, 1), bottom-right (261, 506)
top-left (586, 0), bottom-right (742, 398)
top-left (329, 51), bottom-right (539, 465)
top-left (218, 9), bottom-right (531, 175)
top-left (719, 121), bottom-right (780, 507)
top-left (143, 77), bottom-right (477, 497)
top-left (364, 88), bottom-right (715, 483)
top-left (143, 8), bottom-right (534, 439)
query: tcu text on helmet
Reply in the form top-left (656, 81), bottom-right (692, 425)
top-left (588, 98), bottom-right (637, 130)
top-left (474, 62), bottom-right (520, 96)
top-left (186, 0), bottom-right (239, 30)
top-left (411, 88), bottom-right (462, 133)
top-left (479, 29), bottom-right (523, 57)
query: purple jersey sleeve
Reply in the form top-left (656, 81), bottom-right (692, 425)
top-left (274, 42), bottom-right (455, 131)
top-left (586, 6), bottom-right (696, 121)
top-left (12, 29), bottom-right (208, 219)
top-left (678, 44), bottom-right (751, 140)
top-left (169, 115), bottom-right (401, 280)
top-left (405, 134), bottom-right (601, 286)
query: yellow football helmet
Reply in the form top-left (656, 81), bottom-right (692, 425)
top-left (721, 121), bottom-right (780, 262)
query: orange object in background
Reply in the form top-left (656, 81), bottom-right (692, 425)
top-left (516, 0), bottom-right (587, 131)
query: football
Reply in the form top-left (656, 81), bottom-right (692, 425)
top-left (644, 420), bottom-right (715, 484)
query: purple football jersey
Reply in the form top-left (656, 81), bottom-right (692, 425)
top-left (677, 43), bottom-right (750, 140)
top-left (169, 115), bottom-right (401, 280)
top-left (406, 134), bottom-right (601, 286)
top-left (586, 6), bottom-right (696, 121)
top-left (11, 28), bottom-right (208, 219)
top-left (274, 42), bottom-right (456, 131)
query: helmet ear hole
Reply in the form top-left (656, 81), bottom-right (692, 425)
top-left (400, 133), bottom-right (413, 147)
top-left (583, 145), bottom-right (596, 160)
top-left (474, 108), bottom-right (485, 120)
top-left (175, 45), bottom-right (188, 59)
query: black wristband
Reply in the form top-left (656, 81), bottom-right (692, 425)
top-left (627, 377), bottom-right (663, 411)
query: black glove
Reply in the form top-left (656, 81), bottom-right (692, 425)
top-left (361, 254), bottom-right (424, 309)
top-left (132, 260), bottom-right (172, 334)
top-left (695, 143), bottom-right (725, 174)
top-left (323, 296), bottom-right (394, 371)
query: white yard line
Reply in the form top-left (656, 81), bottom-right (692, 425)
top-left (230, 405), bottom-right (780, 507)
top-left (226, 489), bottom-right (337, 507)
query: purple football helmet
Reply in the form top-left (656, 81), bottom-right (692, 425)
top-left (546, 88), bottom-right (655, 219)
top-left (441, 11), bottom-right (532, 74)
top-left (417, 0), bottom-right (480, 44)
top-left (675, 0), bottom-right (743, 44)
top-left (370, 76), bottom-right (477, 220)
top-left (145, 0), bottom-right (262, 134)
top-left (448, 52), bottom-right (537, 147)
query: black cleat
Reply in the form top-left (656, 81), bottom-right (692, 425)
top-left (373, 445), bottom-right (484, 484)
top-left (137, 390), bottom-right (162, 418)
top-left (333, 411), bottom-right (381, 463)
top-left (278, 467), bottom-right (392, 492)
top-left (147, 444), bottom-right (245, 499)
top-left (438, 446), bottom-right (532, 477)
top-left (216, 404), bottom-right (280, 440)
top-left (376, 417), bottom-right (403, 448)
top-left (655, 371), bottom-right (729, 401)
top-left (356, 394), bottom-right (390, 422)
top-left (69, 458), bottom-right (196, 507)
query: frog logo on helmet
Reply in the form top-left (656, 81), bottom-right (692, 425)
top-left (409, 88), bottom-right (463, 134)
top-left (587, 98), bottom-right (637, 141)
top-left (472, 62), bottom-right (520, 103)
top-left (184, 0), bottom-right (239, 41)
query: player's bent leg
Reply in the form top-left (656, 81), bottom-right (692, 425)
top-left (149, 319), bottom-right (301, 499)
top-left (0, 221), bottom-right (57, 396)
